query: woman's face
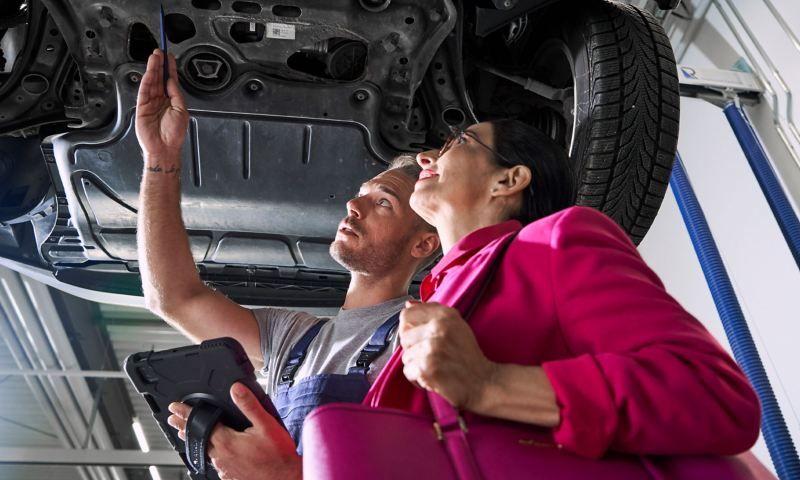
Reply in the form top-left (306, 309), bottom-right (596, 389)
top-left (411, 122), bottom-right (504, 226)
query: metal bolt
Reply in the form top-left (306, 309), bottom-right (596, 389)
top-left (503, 0), bottom-right (512, 7)
top-left (247, 81), bottom-right (262, 92)
top-left (354, 90), bottom-right (368, 102)
top-left (128, 73), bottom-right (141, 84)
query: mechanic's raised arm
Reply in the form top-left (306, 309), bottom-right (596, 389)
top-left (135, 49), bottom-right (263, 368)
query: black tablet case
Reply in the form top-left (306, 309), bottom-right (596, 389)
top-left (124, 337), bottom-right (282, 479)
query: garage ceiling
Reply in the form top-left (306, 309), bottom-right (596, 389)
top-left (0, 266), bottom-right (192, 480)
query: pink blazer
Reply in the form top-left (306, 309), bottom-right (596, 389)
top-left (364, 206), bottom-right (761, 459)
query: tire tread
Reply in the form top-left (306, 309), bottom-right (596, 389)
top-left (574, 0), bottom-right (679, 244)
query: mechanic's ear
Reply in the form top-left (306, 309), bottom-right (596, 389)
top-left (411, 231), bottom-right (440, 260)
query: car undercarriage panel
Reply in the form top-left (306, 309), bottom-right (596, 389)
top-left (53, 108), bottom-right (382, 267)
top-left (35, 0), bottom-right (456, 149)
top-left (0, 0), bottom-right (460, 305)
top-left (42, 70), bottom-right (398, 302)
top-left (1, 0), bottom-right (682, 305)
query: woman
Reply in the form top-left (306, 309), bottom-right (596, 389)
top-left (362, 120), bottom-right (761, 460)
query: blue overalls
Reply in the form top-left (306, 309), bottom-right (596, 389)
top-left (272, 312), bottom-right (400, 453)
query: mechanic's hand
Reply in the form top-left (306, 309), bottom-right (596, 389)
top-left (167, 383), bottom-right (300, 480)
top-left (398, 300), bottom-right (497, 410)
top-left (135, 49), bottom-right (190, 163)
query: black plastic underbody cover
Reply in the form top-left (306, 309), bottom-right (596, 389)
top-left (45, 73), bottom-right (389, 305)
top-left (31, 0), bottom-right (458, 305)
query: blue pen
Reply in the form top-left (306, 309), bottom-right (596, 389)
top-left (160, 3), bottom-right (168, 96)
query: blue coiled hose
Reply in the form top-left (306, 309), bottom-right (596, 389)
top-left (670, 154), bottom-right (800, 479)
top-left (724, 102), bottom-right (800, 271)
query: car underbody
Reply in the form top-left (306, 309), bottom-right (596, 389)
top-left (0, 0), bottom-right (681, 306)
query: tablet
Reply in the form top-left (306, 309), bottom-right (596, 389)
top-left (124, 337), bottom-right (282, 479)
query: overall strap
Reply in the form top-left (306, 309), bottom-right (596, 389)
top-left (278, 319), bottom-right (328, 386)
top-left (348, 311), bottom-right (401, 376)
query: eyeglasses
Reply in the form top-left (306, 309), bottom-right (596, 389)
top-left (438, 126), bottom-right (514, 167)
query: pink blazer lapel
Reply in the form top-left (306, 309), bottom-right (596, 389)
top-left (364, 229), bottom-right (518, 408)
top-left (427, 229), bottom-right (518, 316)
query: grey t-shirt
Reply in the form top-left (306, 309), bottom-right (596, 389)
top-left (252, 296), bottom-right (410, 396)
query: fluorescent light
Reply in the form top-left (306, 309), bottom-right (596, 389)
top-left (132, 418), bottom-right (150, 453)
top-left (148, 465), bottom-right (162, 480)
top-left (133, 420), bottom-right (159, 480)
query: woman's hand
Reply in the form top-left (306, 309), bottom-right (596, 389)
top-left (135, 49), bottom-right (190, 163)
top-left (398, 300), bottom-right (497, 410)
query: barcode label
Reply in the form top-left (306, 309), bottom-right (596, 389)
top-left (266, 23), bottom-right (296, 40)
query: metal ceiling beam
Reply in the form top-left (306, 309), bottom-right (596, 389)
top-left (24, 274), bottom-right (129, 480)
top-left (0, 448), bottom-right (183, 467)
top-left (672, 0), bottom-right (713, 62)
top-left (0, 369), bottom-right (127, 378)
top-left (0, 267), bottom-right (124, 480)
top-left (50, 289), bottom-right (151, 463)
top-left (0, 287), bottom-right (94, 480)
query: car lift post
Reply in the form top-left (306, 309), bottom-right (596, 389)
top-left (674, 65), bottom-right (800, 479)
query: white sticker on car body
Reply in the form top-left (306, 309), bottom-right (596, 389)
top-left (266, 23), bottom-right (296, 40)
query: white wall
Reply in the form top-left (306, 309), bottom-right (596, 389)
top-left (638, 0), bottom-right (800, 473)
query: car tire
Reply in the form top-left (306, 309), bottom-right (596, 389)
top-left (570, 1), bottom-right (680, 244)
top-left (488, 0), bottom-right (680, 244)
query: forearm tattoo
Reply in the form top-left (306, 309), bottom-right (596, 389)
top-left (147, 164), bottom-right (180, 175)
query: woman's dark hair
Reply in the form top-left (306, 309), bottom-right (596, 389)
top-left (489, 119), bottom-right (576, 224)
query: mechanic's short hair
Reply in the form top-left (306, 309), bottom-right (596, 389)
top-left (387, 153), bottom-right (421, 184)
top-left (386, 154), bottom-right (436, 234)
top-left (387, 154), bottom-right (440, 274)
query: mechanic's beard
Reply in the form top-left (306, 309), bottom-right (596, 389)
top-left (330, 234), bottom-right (412, 276)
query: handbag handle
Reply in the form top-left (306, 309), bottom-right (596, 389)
top-left (424, 230), bottom-right (519, 479)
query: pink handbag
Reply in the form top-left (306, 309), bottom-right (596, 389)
top-left (301, 231), bottom-right (770, 479)
top-left (302, 392), bottom-right (762, 479)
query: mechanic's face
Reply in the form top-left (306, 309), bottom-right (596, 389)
top-left (411, 122), bottom-right (501, 227)
top-left (330, 169), bottom-right (421, 275)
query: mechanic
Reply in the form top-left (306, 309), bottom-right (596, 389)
top-left (135, 49), bottom-right (439, 477)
